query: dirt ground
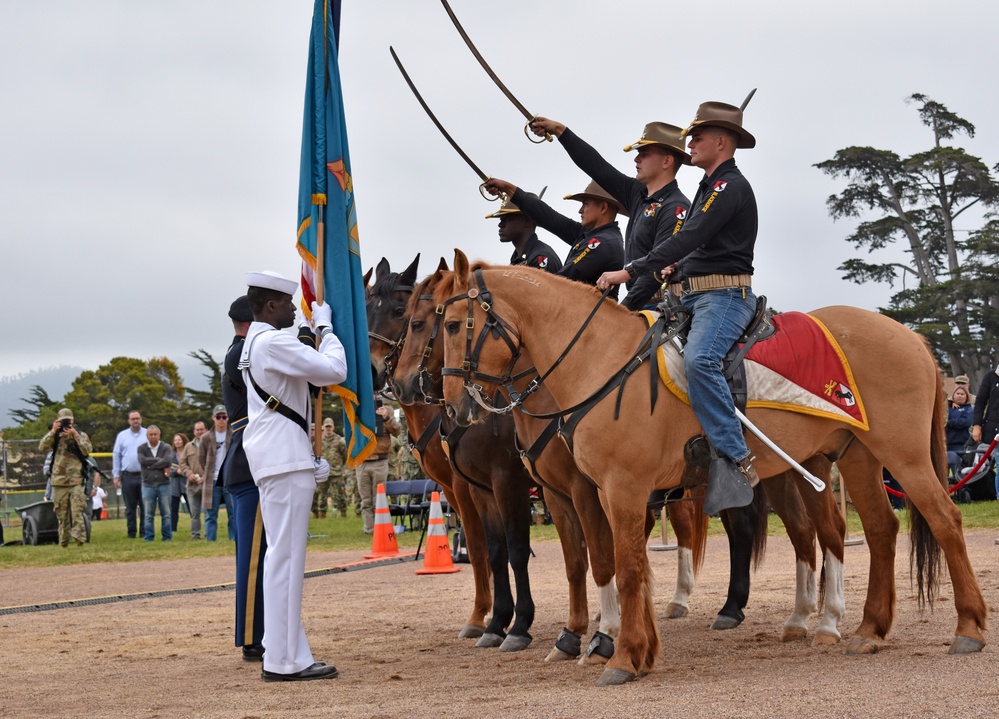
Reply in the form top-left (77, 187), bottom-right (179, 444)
top-left (1, 530), bottom-right (997, 719)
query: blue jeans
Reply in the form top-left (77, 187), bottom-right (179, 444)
top-left (141, 484), bottom-right (172, 541)
top-left (204, 483), bottom-right (235, 541)
top-left (680, 287), bottom-right (757, 463)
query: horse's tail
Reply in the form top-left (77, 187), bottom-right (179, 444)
top-left (751, 483), bottom-right (769, 572)
top-left (909, 357), bottom-right (946, 609)
top-left (686, 486), bottom-right (709, 576)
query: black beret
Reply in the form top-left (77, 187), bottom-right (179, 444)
top-left (228, 295), bottom-right (253, 322)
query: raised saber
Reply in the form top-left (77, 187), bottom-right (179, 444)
top-left (389, 46), bottom-right (501, 201)
top-left (439, 0), bottom-right (552, 144)
top-left (740, 88), bottom-right (757, 111)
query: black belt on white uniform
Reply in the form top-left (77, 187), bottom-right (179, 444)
top-left (246, 373), bottom-right (309, 435)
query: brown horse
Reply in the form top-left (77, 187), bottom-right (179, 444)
top-left (434, 253), bottom-right (986, 685)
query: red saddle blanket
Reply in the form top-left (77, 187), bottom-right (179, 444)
top-left (643, 310), bottom-right (869, 431)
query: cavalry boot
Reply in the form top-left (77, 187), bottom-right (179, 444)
top-left (703, 456), bottom-right (755, 515)
top-left (736, 456), bottom-right (760, 488)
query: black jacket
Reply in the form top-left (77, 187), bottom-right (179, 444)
top-left (510, 233), bottom-right (563, 273)
top-left (511, 188), bottom-right (624, 299)
top-left (973, 370), bottom-right (999, 438)
top-left (222, 335), bottom-right (253, 488)
top-left (558, 128), bottom-right (690, 307)
top-left (632, 158), bottom-right (757, 281)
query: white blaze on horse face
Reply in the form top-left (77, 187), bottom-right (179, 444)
top-left (596, 581), bottom-right (621, 638)
top-left (668, 547), bottom-right (695, 613)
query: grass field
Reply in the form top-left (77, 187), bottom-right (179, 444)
top-left (1, 499), bottom-right (996, 572)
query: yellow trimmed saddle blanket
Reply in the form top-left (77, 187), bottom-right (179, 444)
top-left (641, 310), bottom-right (869, 431)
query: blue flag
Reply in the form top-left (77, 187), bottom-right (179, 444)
top-left (297, 0), bottom-right (375, 467)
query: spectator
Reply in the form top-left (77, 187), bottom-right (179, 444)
top-left (138, 425), bottom-right (172, 541)
top-left (112, 410), bottom-right (147, 538)
top-left (955, 374), bottom-right (975, 403)
top-left (972, 367), bottom-right (999, 499)
top-left (320, 417), bottom-right (349, 518)
top-left (198, 405), bottom-right (232, 541)
top-left (169, 433), bottom-right (190, 532)
top-left (946, 386), bottom-right (974, 481)
top-left (91, 483), bottom-right (107, 521)
top-left (39, 408), bottom-right (92, 547)
top-left (178, 422), bottom-right (206, 539)
top-left (357, 399), bottom-right (401, 534)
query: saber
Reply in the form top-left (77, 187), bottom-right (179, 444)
top-left (735, 407), bottom-right (826, 492)
top-left (439, 0), bottom-right (552, 144)
top-left (666, 332), bottom-right (824, 492)
top-left (389, 46), bottom-right (501, 201)
top-left (740, 88), bottom-right (757, 111)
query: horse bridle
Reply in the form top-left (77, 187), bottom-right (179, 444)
top-left (367, 282), bottom-right (414, 385)
top-left (441, 268), bottom-right (613, 416)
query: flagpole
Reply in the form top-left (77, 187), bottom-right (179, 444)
top-left (313, 203), bottom-right (325, 457)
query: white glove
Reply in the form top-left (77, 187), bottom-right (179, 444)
top-left (313, 457), bottom-right (330, 484)
top-left (311, 301), bottom-right (333, 333)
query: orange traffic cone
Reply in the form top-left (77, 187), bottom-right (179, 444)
top-left (101, 504), bottom-right (108, 520)
top-left (364, 483), bottom-right (400, 559)
top-left (416, 492), bottom-right (460, 575)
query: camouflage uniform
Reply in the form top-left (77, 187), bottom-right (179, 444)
top-left (319, 431), bottom-right (349, 516)
top-left (397, 439), bottom-right (423, 480)
top-left (39, 421), bottom-right (92, 547)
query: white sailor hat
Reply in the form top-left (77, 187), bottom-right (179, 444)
top-left (245, 270), bottom-right (297, 296)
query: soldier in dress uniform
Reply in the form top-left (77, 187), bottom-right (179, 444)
top-left (320, 417), bottom-right (349, 517)
top-left (221, 295), bottom-right (267, 662)
top-left (529, 118), bottom-right (691, 309)
top-left (482, 177), bottom-right (625, 297)
top-left (486, 195), bottom-right (563, 273)
top-left (240, 270), bottom-right (344, 682)
top-left (597, 101), bottom-right (760, 514)
top-left (39, 408), bottom-right (92, 547)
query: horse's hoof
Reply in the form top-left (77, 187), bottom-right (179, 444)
top-left (781, 625), bottom-right (808, 642)
top-left (475, 632), bottom-right (505, 648)
top-left (812, 631), bottom-right (841, 646)
top-left (458, 623), bottom-right (486, 639)
top-left (845, 636), bottom-right (879, 655)
top-left (949, 635), bottom-right (986, 654)
top-left (498, 634), bottom-right (532, 652)
top-left (710, 614), bottom-right (743, 631)
top-left (545, 647), bottom-right (576, 663)
top-left (664, 602), bottom-right (689, 619)
top-left (596, 668), bottom-right (637, 687)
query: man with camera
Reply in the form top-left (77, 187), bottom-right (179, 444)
top-left (39, 408), bottom-right (93, 547)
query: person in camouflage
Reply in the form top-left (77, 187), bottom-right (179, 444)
top-left (392, 434), bottom-right (423, 480)
top-left (318, 418), bottom-right (349, 517)
top-left (39, 408), bottom-right (92, 547)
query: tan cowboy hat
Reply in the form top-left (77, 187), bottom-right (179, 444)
top-left (563, 180), bottom-right (628, 217)
top-left (484, 190), bottom-right (544, 219)
top-left (681, 101), bottom-right (756, 149)
top-left (622, 122), bottom-right (691, 164)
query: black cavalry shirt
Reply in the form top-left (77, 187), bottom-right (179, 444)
top-left (557, 127), bottom-right (690, 308)
top-left (511, 188), bottom-right (625, 300)
top-left (510, 232), bottom-right (563, 274)
top-left (632, 158), bottom-right (756, 280)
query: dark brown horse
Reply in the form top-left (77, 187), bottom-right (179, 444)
top-left (434, 253), bottom-right (986, 685)
top-left (367, 257), bottom-right (537, 651)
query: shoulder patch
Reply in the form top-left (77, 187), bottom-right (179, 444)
top-left (536, 256), bottom-right (548, 268)
top-left (586, 238), bottom-right (601, 250)
top-left (713, 180), bottom-right (728, 192)
top-left (675, 206), bottom-right (687, 220)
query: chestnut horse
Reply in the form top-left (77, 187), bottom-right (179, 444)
top-left (434, 253), bottom-right (986, 686)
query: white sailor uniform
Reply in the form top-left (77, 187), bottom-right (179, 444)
top-left (240, 320), bottom-right (347, 675)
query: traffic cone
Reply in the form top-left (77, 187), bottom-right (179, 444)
top-left (416, 492), bottom-right (460, 575)
top-left (101, 504), bottom-right (108, 520)
top-left (364, 483), bottom-right (400, 559)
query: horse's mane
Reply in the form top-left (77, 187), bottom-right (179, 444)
top-left (370, 270), bottom-right (407, 300)
top-left (432, 261), bottom-right (637, 318)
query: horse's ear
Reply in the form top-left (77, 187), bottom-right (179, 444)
top-left (452, 249), bottom-right (470, 291)
top-left (362, 266), bottom-right (373, 288)
top-left (436, 257), bottom-right (449, 272)
top-left (375, 257), bottom-right (391, 283)
top-left (400, 254), bottom-right (420, 288)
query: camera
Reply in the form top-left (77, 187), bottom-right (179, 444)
top-left (60, 418), bottom-right (72, 429)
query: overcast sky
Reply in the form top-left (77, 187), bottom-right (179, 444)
top-left (2, 0), bottom-right (997, 380)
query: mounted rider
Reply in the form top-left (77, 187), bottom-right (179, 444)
top-left (482, 177), bottom-right (625, 298)
top-left (528, 118), bottom-right (691, 310)
top-left (597, 100), bottom-right (759, 515)
top-left (486, 194), bottom-right (563, 274)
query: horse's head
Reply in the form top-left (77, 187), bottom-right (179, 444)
top-left (392, 258), bottom-right (450, 405)
top-left (366, 255), bottom-right (419, 390)
top-left (437, 249), bottom-right (524, 426)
